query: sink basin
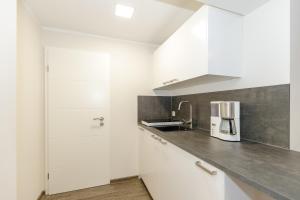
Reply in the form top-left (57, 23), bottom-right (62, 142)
top-left (154, 126), bottom-right (190, 132)
top-left (142, 120), bottom-right (183, 127)
top-left (141, 120), bottom-right (190, 132)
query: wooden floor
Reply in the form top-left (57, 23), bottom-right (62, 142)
top-left (42, 178), bottom-right (152, 200)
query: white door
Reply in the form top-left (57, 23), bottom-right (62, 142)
top-left (46, 47), bottom-right (111, 194)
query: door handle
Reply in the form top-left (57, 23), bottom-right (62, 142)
top-left (93, 117), bottom-right (104, 126)
top-left (93, 117), bottom-right (104, 121)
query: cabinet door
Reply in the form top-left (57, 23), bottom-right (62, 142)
top-left (153, 45), bottom-right (174, 88)
top-left (139, 128), bottom-right (164, 199)
top-left (163, 141), bottom-right (225, 200)
top-left (139, 129), bottom-right (225, 200)
top-left (152, 5), bottom-right (242, 90)
top-left (138, 127), bottom-right (146, 177)
top-left (171, 5), bottom-right (209, 82)
top-left (139, 128), bottom-right (155, 194)
top-left (153, 6), bottom-right (209, 89)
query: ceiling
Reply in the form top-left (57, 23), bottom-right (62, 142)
top-left (24, 0), bottom-right (199, 44)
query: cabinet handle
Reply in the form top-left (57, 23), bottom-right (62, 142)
top-left (163, 81), bottom-right (171, 85)
top-left (195, 161), bottom-right (217, 176)
top-left (160, 140), bottom-right (167, 145)
top-left (163, 78), bottom-right (179, 85)
top-left (157, 137), bottom-right (167, 145)
top-left (171, 78), bottom-right (179, 83)
top-left (151, 135), bottom-right (167, 145)
top-left (151, 135), bottom-right (158, 140)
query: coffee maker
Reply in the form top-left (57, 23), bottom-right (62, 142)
top-left (210, 101), bottom-right (240, 141)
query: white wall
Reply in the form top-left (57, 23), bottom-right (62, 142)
top-left (0, 0), bottom-right (17, 200)
top-left (171, 0), bottom-right (290, 95)
top-left (17, 1), bottom-right (45, 200)
top-left (290, 0), bottom-right (300, 152)
top-left (42, 29), bottom-right (157, 179)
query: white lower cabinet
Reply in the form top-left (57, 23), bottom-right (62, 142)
top-left (138, 126), bottom-right (274, 200)
top-left (139, 127), bottom-right (162, 199)
top-left (138, 126), bottom-right (225, 200)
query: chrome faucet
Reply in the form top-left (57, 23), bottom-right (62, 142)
top-left (178, 101), bottom-right (193, 129)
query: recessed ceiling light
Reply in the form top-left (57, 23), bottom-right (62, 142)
top-left (115, 4), bottom-right (135, 19)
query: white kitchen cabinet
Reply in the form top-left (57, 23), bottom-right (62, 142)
top-left (138, 126), bottom-right (225, 200)
top-left (139, 127), bottom-right (156, 197)
top-left (153, 5), bottom-right (243, 89)
top-left (139, 126), bottom-right (164, 199)
top-left (164, 140), bottom-right (225, 200)
top-left (139, 126), bottom-right (171, 199)
top-left (139, 126), bottom-right (275, 200)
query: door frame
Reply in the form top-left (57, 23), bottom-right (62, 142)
top-left (44, 47), bottom-right (50, 194)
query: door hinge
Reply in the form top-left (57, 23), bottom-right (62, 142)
top-left (47, 173), bottom-right (50, 180)
top-left (46, 65), bottom-right (49, 72)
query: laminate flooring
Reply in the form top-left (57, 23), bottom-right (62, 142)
top-left (42, 178), bottom-right (152, 200)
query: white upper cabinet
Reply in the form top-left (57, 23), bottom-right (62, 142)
top-left (196, 0), bottom-right (270, 15)
top-left (153, 5), bottom-right (243, 90)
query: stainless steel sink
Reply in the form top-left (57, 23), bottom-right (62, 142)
top-left (141, 120), bottom-right (190, 132)
top-left (154, 126), bottom-right (190, 132)
top-left (141, 120), bottom-right (183, 127)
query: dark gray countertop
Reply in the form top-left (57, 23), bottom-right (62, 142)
top-left (139, 124), bottom-right (300, 200)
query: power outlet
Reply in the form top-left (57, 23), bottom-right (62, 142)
top-left (172, 111), bottom-right (176, 117)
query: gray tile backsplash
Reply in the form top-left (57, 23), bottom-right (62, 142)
top-left (138, 96), bottom-right (172, 122)
top-left (138, 84), bottom-right (290, 149)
